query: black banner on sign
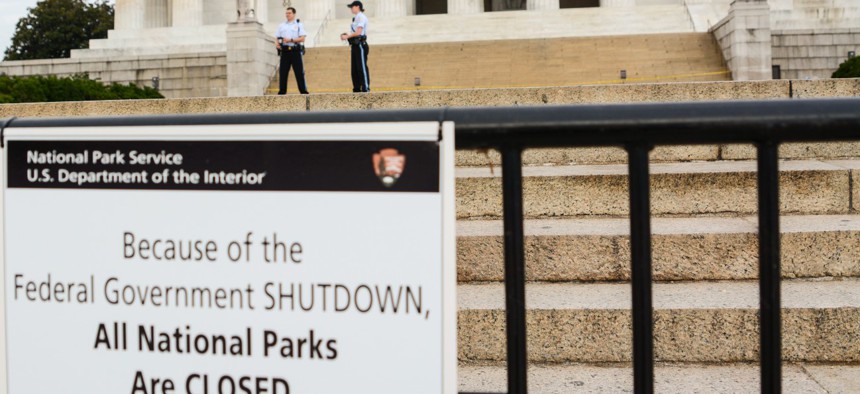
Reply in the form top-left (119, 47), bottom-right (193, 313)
top-left (7, 140), bottom-right (440, 192)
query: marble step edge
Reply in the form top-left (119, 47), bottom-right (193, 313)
top-left (455, 158), bottom-right (860, 178)
top-left (457, 278), bottom-right (860, 311)
top-left (456, 279), bottom-right (860, 363)
top-left (458, 363), bottom-right (858, 394)
top-left (454, 144), bottom-right (860, 167)
top-left (458, 214), bottom-right (860, 237)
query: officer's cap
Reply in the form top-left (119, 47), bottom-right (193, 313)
top-left (347, 1), bottom-right (364, 10)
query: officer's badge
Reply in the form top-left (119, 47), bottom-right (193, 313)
top-left (372, 148), bottom-right (406, 187)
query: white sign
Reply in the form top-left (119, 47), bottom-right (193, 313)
top-left (0, 121), bottom-right (457, 394)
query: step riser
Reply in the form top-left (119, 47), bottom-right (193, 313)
top-left (456, 170), bottom-right (852, 218)
top-left (458, 231), bottom-right (860, 282)
top-left (458, 308), bottom-right (859, 363)
top-left (855, 169), bottom-right (859, 207)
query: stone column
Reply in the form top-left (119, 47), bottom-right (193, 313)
top-left (710, 0), bottom-right (772, 80)
top-left (305, 0), bottom-right (336, 20)
top-left (226, 21), bottom-right (279, 96)
top-left (448, 0), bottom-right (483, 14)
top-left (255, 0), bottom-right (268, 25)
top-left (376, 0), bottom-right (409, 16)
top-left (173, 0), bottom-right (204, 27)
top-left (768, 0), bottom-right (791, 11)
top-left (600, 0), bottom-right (635, 6)
top-left (115, 0), bottom-right (146, 30)
top-left (527, 0), bottom-right (559, 10)
top-left (145, 0), bottom-right (170, 28)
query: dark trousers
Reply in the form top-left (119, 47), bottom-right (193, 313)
top-left (278, 47), bottom-right (308, 95)
top-left (350, 43), bottom-right (370, 93)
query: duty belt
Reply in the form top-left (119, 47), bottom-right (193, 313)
top-left (347, 36), bottom-right (367, 45)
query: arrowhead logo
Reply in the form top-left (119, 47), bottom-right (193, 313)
top-left (372, 148), bottom-right (406, 187)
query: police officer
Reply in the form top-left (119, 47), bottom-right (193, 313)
top-left (275, 7), bottom-right (309, 95)
top-left (340, 1), bottom-right (370, 93)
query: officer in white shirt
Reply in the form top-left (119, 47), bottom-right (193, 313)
top-left (340, 1), bottom-right (370, 93)
top-left (275, 7), bottom-right (309, 95)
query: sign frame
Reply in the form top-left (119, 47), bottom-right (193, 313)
top-left (0, 119), bottom-right (457, 394)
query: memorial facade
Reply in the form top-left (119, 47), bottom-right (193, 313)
top-left (112, 0), bottom-right (632, 27)
top-left (0, 0), bottom-right (856, 98)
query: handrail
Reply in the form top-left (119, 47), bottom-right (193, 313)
top-left (9, 99), bottom-right (860, 394)
top-left (683, 0), bottom-right (697, 31)
top-left (312, 9), bottom-right (332, 48)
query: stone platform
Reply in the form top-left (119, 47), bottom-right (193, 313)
top-left (2, 79), bottom-right (857, 118)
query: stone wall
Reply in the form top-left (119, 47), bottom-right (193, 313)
top-left (709, 0), bottom-right (859, 80)
top-left (710, 0), bottom-right (772, 80)
top-left (1, 80), bottom-right (857, 119)
top-left (711, 19), bottom-right (733, 71)
top-left (0, 53), bottom-right (229, 99)
top-left (226, 22), bottom-right (280, 97)
top-left (772, 28), bottom-right (860, 79)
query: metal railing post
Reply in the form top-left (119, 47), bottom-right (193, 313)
top-left (502, 146), bottom-right (528, 394)
top-left (627, 143), bottom-right (654, 394)
top-left (757, 142), bottom-right (782, 394)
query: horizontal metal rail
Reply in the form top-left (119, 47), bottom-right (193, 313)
top-left (4, 98), bottom-right (860, 394)
top-left (8, 99), bottom-right (860, 146)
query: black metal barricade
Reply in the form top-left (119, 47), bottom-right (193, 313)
top-left (4, 98), bottom-right (859, 394)
top-left (450, 98), bottom-right (859, 394)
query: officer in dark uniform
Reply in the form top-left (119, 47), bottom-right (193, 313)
top-left (340, 1), bottom-right (370, 93)
top-left (275, 7), bottom-right (309, 95)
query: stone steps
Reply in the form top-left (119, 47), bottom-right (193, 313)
top-left (699, 0), bottom-right (860, 31)
top-left (72, 25), bottom-right (231, 58)
top-left (70, 44), bottom-right (229, 59)
top-left (270, 33), bottom-right (728, 93)
top-left (772, 15), bottom-right (860, 31)
top-left (314, 6), bottom-right (694, 47)
top-left (457, 279), bottom-right (860, 363)
top-left (459, 363), bottom-right (859, 393)
top-left (769, 3), bottom-right (860, 30)
top-left (457, 215), bottom-right (860, 282)
top-left (453, 138), bottom-right (860, 370)
top-left (455, 159), bottom-right (859, 218)
top-left (774, 0), bottom-right (860, 7)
